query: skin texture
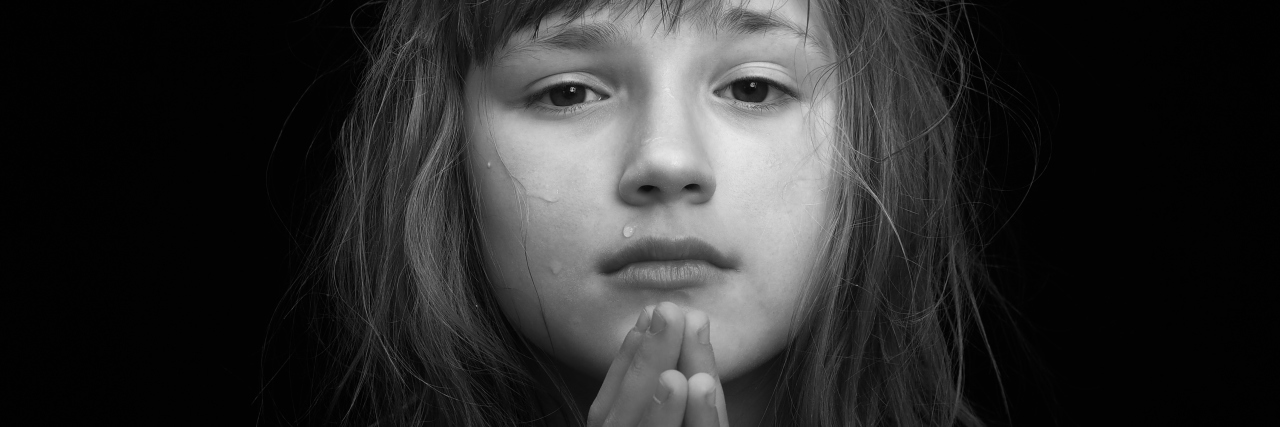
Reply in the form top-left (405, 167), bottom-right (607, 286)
top-left (464, 0), bottom-right (835, 424)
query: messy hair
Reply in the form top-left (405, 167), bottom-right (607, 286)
top-left (321, 0), bottom-right (995, 425)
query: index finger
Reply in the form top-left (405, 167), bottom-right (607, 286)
top-left (588, 306), bottom-right (654, 425)
top-left (677, 309), bottom-right (716, 378)
top-left (677, 310), bottom-right (728, 426)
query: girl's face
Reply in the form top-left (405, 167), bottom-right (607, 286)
top-left (464, 0), bottom-right (835, 382)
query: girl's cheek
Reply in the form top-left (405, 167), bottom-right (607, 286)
top-left (473, 149), bottom-right (601, 283)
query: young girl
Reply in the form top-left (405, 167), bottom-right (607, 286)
top-left (321, 0), bottom-right (995, 425)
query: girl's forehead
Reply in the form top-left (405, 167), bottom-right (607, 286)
top-left (540, 0), bottom-right (808, 26)
top-left (482, 0), bottom-right (827, 63)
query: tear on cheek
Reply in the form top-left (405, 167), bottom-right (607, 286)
top-left (524, 189), bottom-right (561, 204)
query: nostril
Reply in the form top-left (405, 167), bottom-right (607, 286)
top-left (639, 185), bottom-right (658, 193)
top-left (684, 184), bottom-right (700, 192)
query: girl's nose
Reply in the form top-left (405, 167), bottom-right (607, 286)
top-left (616, 97), bottom-right (717, 206)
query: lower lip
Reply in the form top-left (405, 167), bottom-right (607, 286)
top-left (610, 260), bottom-right (724, 288)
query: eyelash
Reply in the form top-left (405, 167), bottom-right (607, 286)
top-left (720, 76), bottom-right (799, 112)
top-left (525, 82), bottom-right (605, 116)
top-left (523, 77), bottom-right (799, 115)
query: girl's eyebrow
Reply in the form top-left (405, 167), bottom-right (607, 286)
top-left (526, 21), bottom-right (627, 53)
top-left (718, 7), bottom-right (830, 58)
top-left (499, 6), bottom-right (829, 62)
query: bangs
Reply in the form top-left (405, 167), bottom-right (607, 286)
top-left (459, 0), bottom-right (733, 65)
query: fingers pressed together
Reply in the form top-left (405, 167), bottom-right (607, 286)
top-left (587, 302), bottom-right (728, 427)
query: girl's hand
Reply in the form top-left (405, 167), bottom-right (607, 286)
top-left (587, 302), bottom-right (729, 427)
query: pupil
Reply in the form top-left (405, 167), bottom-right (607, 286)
top-left (732, 80), bottom-right (768, 103)
top-left (549, 85), bottom-right (587, 106)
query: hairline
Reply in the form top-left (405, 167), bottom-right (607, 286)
top-left (486, 4), bottom-right (830, 67)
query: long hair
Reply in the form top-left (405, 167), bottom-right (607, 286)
top-left (321, 0), bottom-right (997, 425)
top-left (784, 0), bottom-right (992, 425)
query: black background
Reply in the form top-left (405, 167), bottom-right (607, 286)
top-left (12, 1), bottom-right (1270, 425)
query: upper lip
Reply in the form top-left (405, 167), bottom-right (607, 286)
top-left (597, 237), bottom-right (738, 274)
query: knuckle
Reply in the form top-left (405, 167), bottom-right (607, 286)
top-left (627, 352), bottom-right (651, 377)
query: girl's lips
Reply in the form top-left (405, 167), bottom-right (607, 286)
top-left (596, 236), bottom-right (739, 273)
top-left (612, 260), bottom-right (724, 288)
top-left (597, 236), bottom-right (739, 288)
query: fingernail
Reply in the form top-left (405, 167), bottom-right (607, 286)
top-left (654, 376), bottom-right (672, 404)
top-left (697, 321), bottom-right (710, 345)
top-left (634, 308), bottom-right (650, 332)
top-left (648, 308), bottom-right (666, 334)
top-left (705, 386), bottom-right (717, 408)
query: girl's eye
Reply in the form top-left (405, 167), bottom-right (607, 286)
top-left (730, 80), bottom-right (770, 103)
top-left (717, 78), bottom-right (795, 107)
top-left (541, 84), bottom-right (606, 107)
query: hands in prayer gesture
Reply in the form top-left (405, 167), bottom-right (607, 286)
top-left (587, 302), bottom-right (731, 427)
